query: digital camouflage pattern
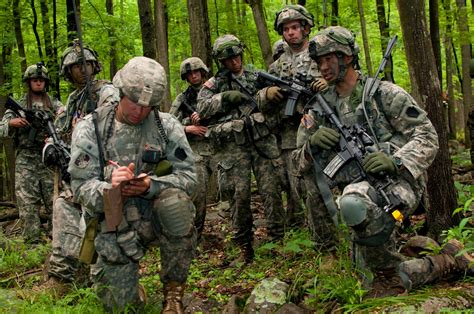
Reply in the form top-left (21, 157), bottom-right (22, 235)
top-left (274, 5), bottom-right (314, 34)
top-left (23, 63), bottom-right (49, 81)
top-left (257, 45), bottom-right (323, 231)
top-left (69, 102), bottom-right (197, 310)
top-left (212, 35), bottom-right (244, 61)
top-left (48, 80), bottom-right (118, 281)
top-left (0, 95), bottom-right (62, 242)
top-left (170, 83), bottom-right (213, 236)
top-left (293, 76), bottom-right (439, 272)
top-left (179, 57), bottom-right (209, 80)
top-left (197, 67), bottom-right (285, 244)
top-left (308, 26), bottom-right (360, 58)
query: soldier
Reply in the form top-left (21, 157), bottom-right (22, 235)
top-left (197, 35), bottom-right (285, 265)
top-left (42, 40), bottom-right (118, 292)
top-left (69, 56), bottom-right (197, 312)
top-left (258, 5), bottom-right (333, 247)
top-left (0, 63), bottom-right (62, 243)
top-left (169, 57), bottom-right (211, 238)
top-left (290, 26), bottom-right (466, 297)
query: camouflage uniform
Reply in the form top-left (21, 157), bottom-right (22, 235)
top-left (258, 5), bottom-right (327, 239)
top-left (0, 63), bottom-right (62, 242)
top-left (198, 35), bottom-right (285, 258)
top-left (47, 41), bottom-right (119, 283)
top-left (293, 26), bottom-right (441, 295)
top-left (70, 57), bottom-right (197, 311)
top-left (169, 57), bottom-right (212, 237)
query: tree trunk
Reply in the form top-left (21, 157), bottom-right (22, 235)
top-left (187, 0), bottom-right (213, 74)
top-left (356, 0), bottom-right (372, 76)
top-left (246, 0), bottom-right (272, 68)
top-left (226, 0), bottom-right (236, 35)
top-left (455, 0), bottom-right (473, 159)
top-left (137, 0), bottom-right (156, 59)
top-left (40, 0), bottom-right (58, 97)
top-left (429, 0), bottom-right (442, 86)
top-left (322, 0), bottom-right (329, 28)
top-left (375, 0), bottom-right (394, 82)
top-left (442, 0), bottom-right (456, 139)
top-left (331, 0), bottom-right (338, 26)
top-left (66, 0), bottom-right (79, 41)
top-left (154, 0), bottom-right (171, 112)
top-left (106, 0), bottom-right (118, 78)
top-left (52, 0), bottom-right (60, 99)
top-left (12, 0), bottom-right (27, 72)
top-left (397, 0), bottom-right (459, 239)
top-left (30, 0), bottom-right (43, 59)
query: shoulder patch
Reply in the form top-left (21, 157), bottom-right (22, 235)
top-left (203, 78), bottom-right (215, 89)
top-left (175, 147), bottom-right (187, 161)
top-left (74, 153), bottom-right (91, 169)
top-left (301, 113), bottom-right (316, 129)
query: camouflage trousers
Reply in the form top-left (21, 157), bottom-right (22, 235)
top-left (48, 192), bottom-right (83, 282)
top-left (15, 150), bottom-right (54, 242)
top-left (192, 154), bottom-right (213, 238)
top-left (339, 178), bottom-right (420, 272)
top-left (216, 141), bottom-right (285, 245)
top-left (91, 188), bottom-right (196, 311)
top-left (278, 148), bottom-right (306, 228)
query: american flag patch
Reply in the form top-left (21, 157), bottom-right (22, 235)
top-left (301, 114), bottom-right (315, 129)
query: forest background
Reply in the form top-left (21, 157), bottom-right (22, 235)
top-left (0, 0), bottom-right (473, 312)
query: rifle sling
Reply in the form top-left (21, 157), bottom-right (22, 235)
top-left (92, 111), bottom-right (105, 181)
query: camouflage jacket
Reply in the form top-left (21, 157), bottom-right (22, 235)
top-left (257, 47), bottom-right (322, 150)
top-left (0, 94), bottom-right (62, 151)
top-left (56, 79), bottom-right (119, 143)
top-left (169, 85), bottom-right (213, 156)
top-left (294, 75), bottom-right (439, 190)
top-left (69, 102), bottom-right (196, 215)
top-left (196, 68), bottom-right (278, 156)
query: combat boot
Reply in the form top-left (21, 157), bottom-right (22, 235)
top-left (365, 268), bottom-right (406, 298)
top-left (440, 239), bottom-right (474, 275)
top-left (230, 242), bottom-right (254, 267)
top-left (162, 281), bottom-right (185, 314)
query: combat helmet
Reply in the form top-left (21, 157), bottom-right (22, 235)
top-left (113, 56), bottom-right (167, 107)
top-left (180, 57), bottom-right (209, 80)
top-left (60, 39), bottom-right (102, 82)
top-left (274, 5), bottom-right (314, 35)
top-left (23, 62), bottom-right (49, 82)
top-left (212, 35), bottom-right (244, 61)
top-left (309, 26), bottom-right (360, 82)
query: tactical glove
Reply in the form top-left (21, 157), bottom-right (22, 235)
top-left (363, 151), bottom-right (397, 175)
top-left (310, 126), bottom-right (340, 150)
top-left (266, 86), bottom-right (286, 103)
top-left (310, 78), bottom-right (329, 92)
top-left (154, 160), bottom-right (173, 177)
top-left (221, 90), bottom-right (248, 106)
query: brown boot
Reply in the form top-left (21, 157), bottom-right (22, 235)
top-left (366, 268), bottom-right (406, 298)
top-left (230, 243), bottom-right (254, 267)
top-left (162, 281), bottom-right (185, 314)
top-left (440, 239), bottom-right (474, 274)
top-left (32, 275), bottom-right (72, 297)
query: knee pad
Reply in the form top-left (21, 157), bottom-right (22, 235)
top-left (153, 188), bottom-right (195, 238)
top-left (339, 194), bottom-right (368, 227)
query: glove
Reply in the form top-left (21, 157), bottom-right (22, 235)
top-left (221, 90), bottom-right (248, 106)
top-left (363, 151), bottom-right (397, 175)
top-left (266, 86), bottom-right (286, 103)
top-left (310, 126), bottom-right (340, 150)
top-left (310, 78), bottom-right (328, 92)
top-left (154, 160), bottom-right (173, 177)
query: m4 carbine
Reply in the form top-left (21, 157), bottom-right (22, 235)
top-left (255, 71), bottom-right (314, 116)
top-left (5, 96), bottom-right (71, 182)
top-left (309, 93), bottom-right (407, 226)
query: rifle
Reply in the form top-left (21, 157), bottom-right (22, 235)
top-left (178, 87), bottom-right (210, 127)
top-left (5, 96), bottom-right (71, 182)
top-left (309, 93), bottom-right (407, 241)
top-left (255, 71), bottom-right (314, 116)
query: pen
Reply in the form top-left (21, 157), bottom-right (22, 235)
top-left (108, 160), bottom-right (120, 168)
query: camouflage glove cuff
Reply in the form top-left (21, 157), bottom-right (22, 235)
top-left (310, 126), bottom-right (340, 150)
top-left (221, 90), bottom-right (248, 106)
top-left (310, 78), bottom-right (329, 92)
top-left (362, 151), bottom-right (398, 175)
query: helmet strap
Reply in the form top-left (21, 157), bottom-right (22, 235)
top-left (336, 53), bottom-right (347, 83)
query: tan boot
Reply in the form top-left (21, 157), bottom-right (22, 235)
top-left (440, 239), bottom-right (474, 274)
top-left (365, 268), bottom-right (406, 298)
top-left (162, 281), bottom-right (185, 314)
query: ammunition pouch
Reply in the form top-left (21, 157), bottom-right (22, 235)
top-left (78, 217), bottom-right (99, 264)
top-left (116, 229), bottom-right (145, 262)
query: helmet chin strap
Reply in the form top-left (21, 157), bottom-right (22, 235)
top-left (335, 53), bottom-right (347, 83)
